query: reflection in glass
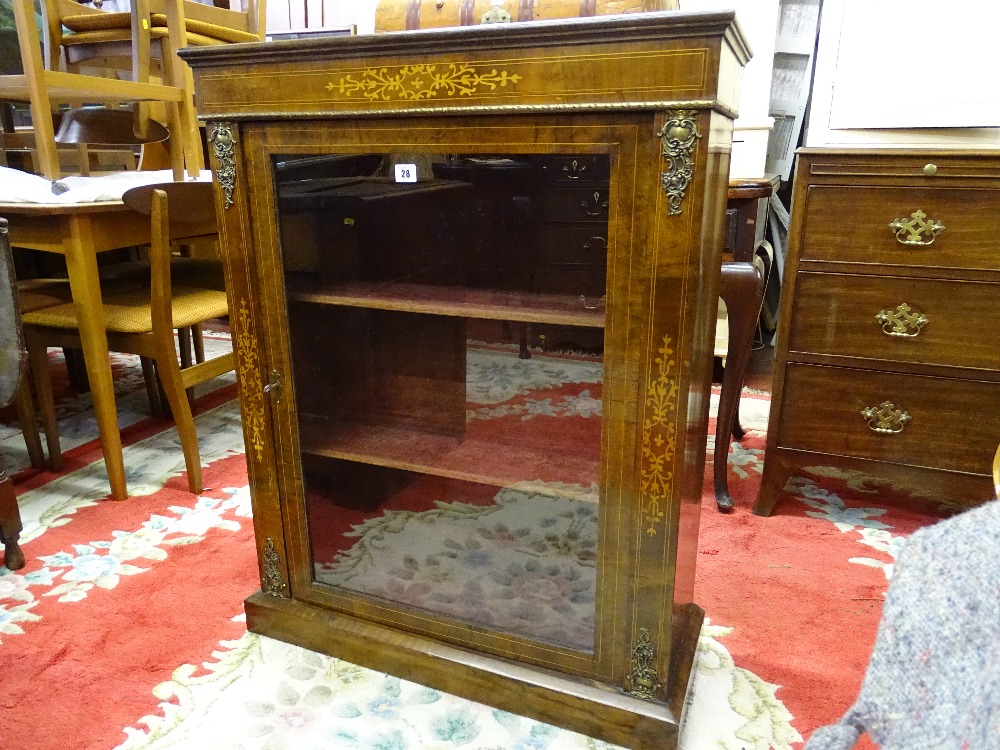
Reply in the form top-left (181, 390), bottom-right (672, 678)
top-left (275, 152), bottom-right (609, 652)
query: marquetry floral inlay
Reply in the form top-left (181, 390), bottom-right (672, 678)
top-left (235, 298), bottom-right (265, 461)
top-left (328, 64), bottom-right (522, 101)
top-left (639, 336), bottom-right (678, 536)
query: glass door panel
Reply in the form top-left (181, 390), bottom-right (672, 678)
top-left (274, 152), bottom-right (609, 653)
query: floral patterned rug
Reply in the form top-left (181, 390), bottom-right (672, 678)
top-left (317, 482), bottom-right (600, 651)
top-left (0, 338), bottom-right (948, 750)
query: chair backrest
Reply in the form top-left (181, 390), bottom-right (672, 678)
top-left (121, 180), bottom-right (218, 336)
top-left (52, 106), bottom-right (173, 174)
top-left (54, 106), bottom-right (170, 146)
top-left (121, 179), bottom-right (216, 223)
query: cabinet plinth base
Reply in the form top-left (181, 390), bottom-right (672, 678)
top-left (245, 592), bottom-right (702, 750)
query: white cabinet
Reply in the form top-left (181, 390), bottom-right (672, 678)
top-left (805, 0), bottom-right (1000, 148)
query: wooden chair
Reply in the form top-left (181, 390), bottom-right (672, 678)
top-left (22, 181), bottom-right (232, 495)
top-left (0, 0), bottom-right (189, 179)
top-left (49, 0), bottom-right (268, 174)
top-left (1, 217), bottom-right (27, 569)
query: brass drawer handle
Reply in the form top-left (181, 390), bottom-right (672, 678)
top-left (876, 303), bottom-right (928, 337)
top-left (581, 191), bottom-right (608, 217)
top-left (888, 209), bottom-right (945, 246)
top-left (861, 401), bottom-right (910, 434)
top-left (562, 159), bottom-right (587, 180)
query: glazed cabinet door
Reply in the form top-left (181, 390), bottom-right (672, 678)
top-left (238, 112), bottom-right (717, 694)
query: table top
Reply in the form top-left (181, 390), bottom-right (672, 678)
top-left (0, 200), bottom-right (130, 216)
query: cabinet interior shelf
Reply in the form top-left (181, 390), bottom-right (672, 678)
top-left (299, 416), bottom-right (600, 496)
top-left (288, 281), bottom-right (606, 328)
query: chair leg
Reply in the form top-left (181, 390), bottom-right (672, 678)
top-left (192, 324), bottom-right (205, 364)
top-left (715, 263), bottom-right (765, 512)
top-left (178, 327), bottom-right (193, 369)
top-left (13, 379), bottom-right (46, 470)
top-left (0, 469), bottom-right (25, 571)
top-left (154, 347), bottom-right (203, 494)
top-left (177, 328), bottom-right (197, 411)
top-left (139, 356), bottom-right (163, 417)
top-left (731, 389), bottom-right (746, 441)
top-left (26, 340), bottom-right (62, 472)
top-left (63, 347), bottom-right (90, 393)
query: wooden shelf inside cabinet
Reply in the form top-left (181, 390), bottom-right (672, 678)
top-left (184, 12), bottom-right (748, 750)
top-left (299, 417), bottom-right (601, 493)
top-left (288, 281), bottom-right (606, 328)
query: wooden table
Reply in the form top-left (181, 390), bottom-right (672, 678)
top-left (0, 199), bottom-right (215, 500)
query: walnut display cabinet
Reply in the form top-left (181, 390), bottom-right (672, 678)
top-left (182, 13), bottom-right (748, 748)
top-left (756, 149), bottom-right (1000, 517)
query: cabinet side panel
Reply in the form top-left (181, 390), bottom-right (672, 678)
top-left (615, 109), bottom-right (722, 699)
top-left (208, 121), bottom-right (292, 598)
top-left (672, 110), bottom-right (732, 605)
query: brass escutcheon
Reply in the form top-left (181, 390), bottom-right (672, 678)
top-left (263, 369), bottom-right (283, 403)
top-left (861, 401), bottom-right (911, 434)
top-left (262, 538), bottom-right (286, 596)
top-left (889, 209), bottom-right (945, 246)
top-left (624, 628), bottom-right (661, 700)
top-left (876, 303), bottom-right (928, 337)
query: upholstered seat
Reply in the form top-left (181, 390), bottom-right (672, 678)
top-left (59, 11), bottom-right (261, 49)
top-left (24, 283), bottom-right (227, 333)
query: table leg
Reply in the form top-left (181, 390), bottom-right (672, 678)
top-left (63, 216), bottom-right (128, 500)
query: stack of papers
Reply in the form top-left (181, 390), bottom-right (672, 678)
top-left (0, 167), bottom-right (213, 204)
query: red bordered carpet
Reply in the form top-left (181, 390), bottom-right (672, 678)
top-left (0, 339), bottom-right (953, 750)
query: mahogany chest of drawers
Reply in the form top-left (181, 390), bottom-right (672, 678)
top-left (756, 149), bottom-right (1000, 516)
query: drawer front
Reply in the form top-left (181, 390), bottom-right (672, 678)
top-left (536, 187), bottom-right (610, 222)
top-left (801, 185), bottom-right (1000, 271)
top-left (777, 364), bottom-right (1000, 475)
top-left (536, 155), bottom-right (611, 185)
top-left (535, 226), bottom-right (608, 266)
top-left (789, 272), bottom-right (1000, 371)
